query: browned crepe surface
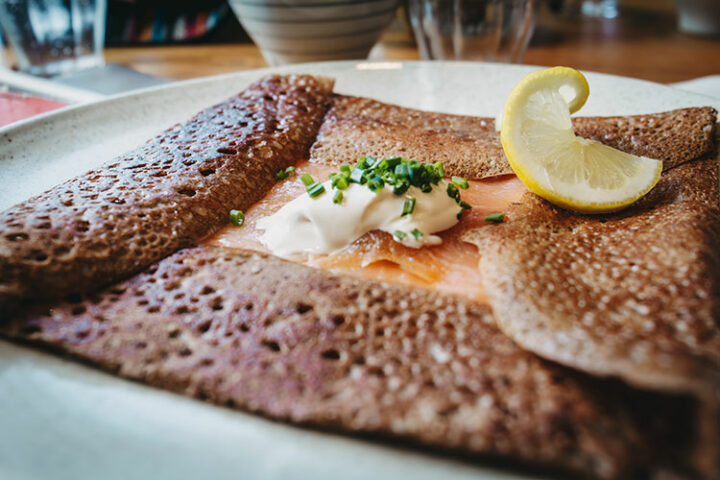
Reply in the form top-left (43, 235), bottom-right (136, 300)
top-left (0, 248), bottom-right (708, 479)
top-left (1, 78), bottom-right (720, 479)
top-left (310, 95), bottom-right (716, 178)
top-left (0, 74), bottom-right (334, 301)
top-left (573, 107), bottom-right (717, 171)
top-left (310, 95), bottom-right (510, 178)
top-left (464, 156), bottom-right (720, 395)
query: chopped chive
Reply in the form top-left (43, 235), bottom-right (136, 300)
top-left (394, 164), bottom-right (408, 177)
top-left (229, 209), bottom-right (244, 226)
top-left (447, 183), bottom-right (460, 201)
top-left (367, 175), bottom-right (384, 192)
top-left (300, 173), bottom-right (314, 186)
top-left (333, 190), bottom-right (343, 204)
top-left (349, 167), bottom-right (366, 184)
top-left (459, 200), bottom-right (472, 210)
top-left (393, 180), bottom-right (409, 196)
top-left (319, 157), bottom-right (461, 208)
top-left (452, 176), bottom-right (469, 189)
top-left (393, 230), bottom-right (406, 241)
top-left (411, 228), bottom-right (423, 239)
top-left (484, 213), bottom-right (505, 223)
top-left (333, 176), bottom-right (349, 190)
top-left (409, 163), bottom-right (423, 183)
top-left (276, 166), bottom-right (296, 180)
top-left (402, 198), bottom-right (416, 216)
top-left (306, 182), bottom-right (326, 198)
top-left (386, 157), bottom-right (402, 168)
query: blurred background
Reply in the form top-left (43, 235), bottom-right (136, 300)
top-left (1, 0), bottom-right (719, 126)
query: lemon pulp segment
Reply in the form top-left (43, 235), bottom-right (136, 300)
top-left (500, 67), bottom-right (662, 213)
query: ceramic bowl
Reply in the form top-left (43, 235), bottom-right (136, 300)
top-left (228, 0), bottom-right (400, 66)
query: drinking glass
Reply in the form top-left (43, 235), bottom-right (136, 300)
top-left (559, 0), bottom-right (618, 18)
top-left (676, 0), bottom-right (720, 35)
top-left (581, 0), bottom-right (618, 18)
top-left (407, 0), bottom-right (536, 63)
top-left (0, 0), bottom-right (106, 77)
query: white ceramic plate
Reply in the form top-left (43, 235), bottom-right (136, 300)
top-left (1, 61), bottom-right (718, 480)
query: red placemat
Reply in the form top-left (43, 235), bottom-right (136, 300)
top-left (0, 92), bottom-right (67, 127)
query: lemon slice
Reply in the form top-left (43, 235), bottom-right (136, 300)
top-left (500, 67), bottom-right (662, 213)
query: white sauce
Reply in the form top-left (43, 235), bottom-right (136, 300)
top-left (257, 180), bottom-right (462, 258)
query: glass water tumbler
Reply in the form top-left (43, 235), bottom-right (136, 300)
top-left (0, 0), bottom-right (106, 76)
top-left (580, 0), bottom-right (618, 19)
top-left (408, 0), bottom-right (536, 63)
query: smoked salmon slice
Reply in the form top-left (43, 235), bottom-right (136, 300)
top-left (207, 161), bottom-right (527, 302)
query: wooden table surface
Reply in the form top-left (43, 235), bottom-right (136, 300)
top-left (104, 1), bottom-right (720, 85)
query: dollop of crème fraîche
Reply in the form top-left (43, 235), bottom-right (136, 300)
top-left (257, 179), bottom-right (463, 257)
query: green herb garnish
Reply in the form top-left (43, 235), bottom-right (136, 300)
top-left (306, 182), bottom-right (326, 199)
top-left (452, 176), bottom-right (469, 189)
top-left (333, 190), bottom-right (343, 204)
top-left (367, 175), bottom-right (384, 192)
top-left (456, 200), bottom-right (473, 220)
top-left (330, 173), bottom-right (349, 190)
top-left (484, 213), bottom-right (505, 223)
top-left (349, 167), bottom-right (366, 184)
top-left (393, 230), bottom-right (406, 241)
top-left (393, 180), bottom-right (410, 196)
top-left (321, 157), bottom-right (473, 223)
top-left (402, 198), bottom-right (416, 216)
top-left (411, 228), bottom-right (423, 239)
top-left (275, 166), bottom-right (296, 180)
top-left (333, 157), bottom-right (445, 195)
top-left (300, 173), bottom-right (315, 187)
top-left (300, 172), bottom-right (325, 199)
top-left (229, 209), bottom-right (245, 226)
top-left (447, 183), bottom-right (460, 201)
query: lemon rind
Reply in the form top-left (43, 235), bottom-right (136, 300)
top-left (501, 67), bottom-right (662, 214)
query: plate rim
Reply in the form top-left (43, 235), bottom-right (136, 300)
top-left (4, 59), bottom-right (718, 138)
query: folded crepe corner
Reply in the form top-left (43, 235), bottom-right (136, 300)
top-left (462, 132), bottom-right (720, 477)
top-left (1, 75), bottom-right (719, 479)
top-left (0, 73), bottom-right (336, 300)
top-left (464, 155), bottom-right (720, 391)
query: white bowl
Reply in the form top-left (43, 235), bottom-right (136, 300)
top-left (229, 0), bottom-right (400, 66)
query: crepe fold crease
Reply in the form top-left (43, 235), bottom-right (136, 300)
top-left (1, 75), bottom-right (719, 479)
top-left (0, 74), bottom-right (335, 300)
